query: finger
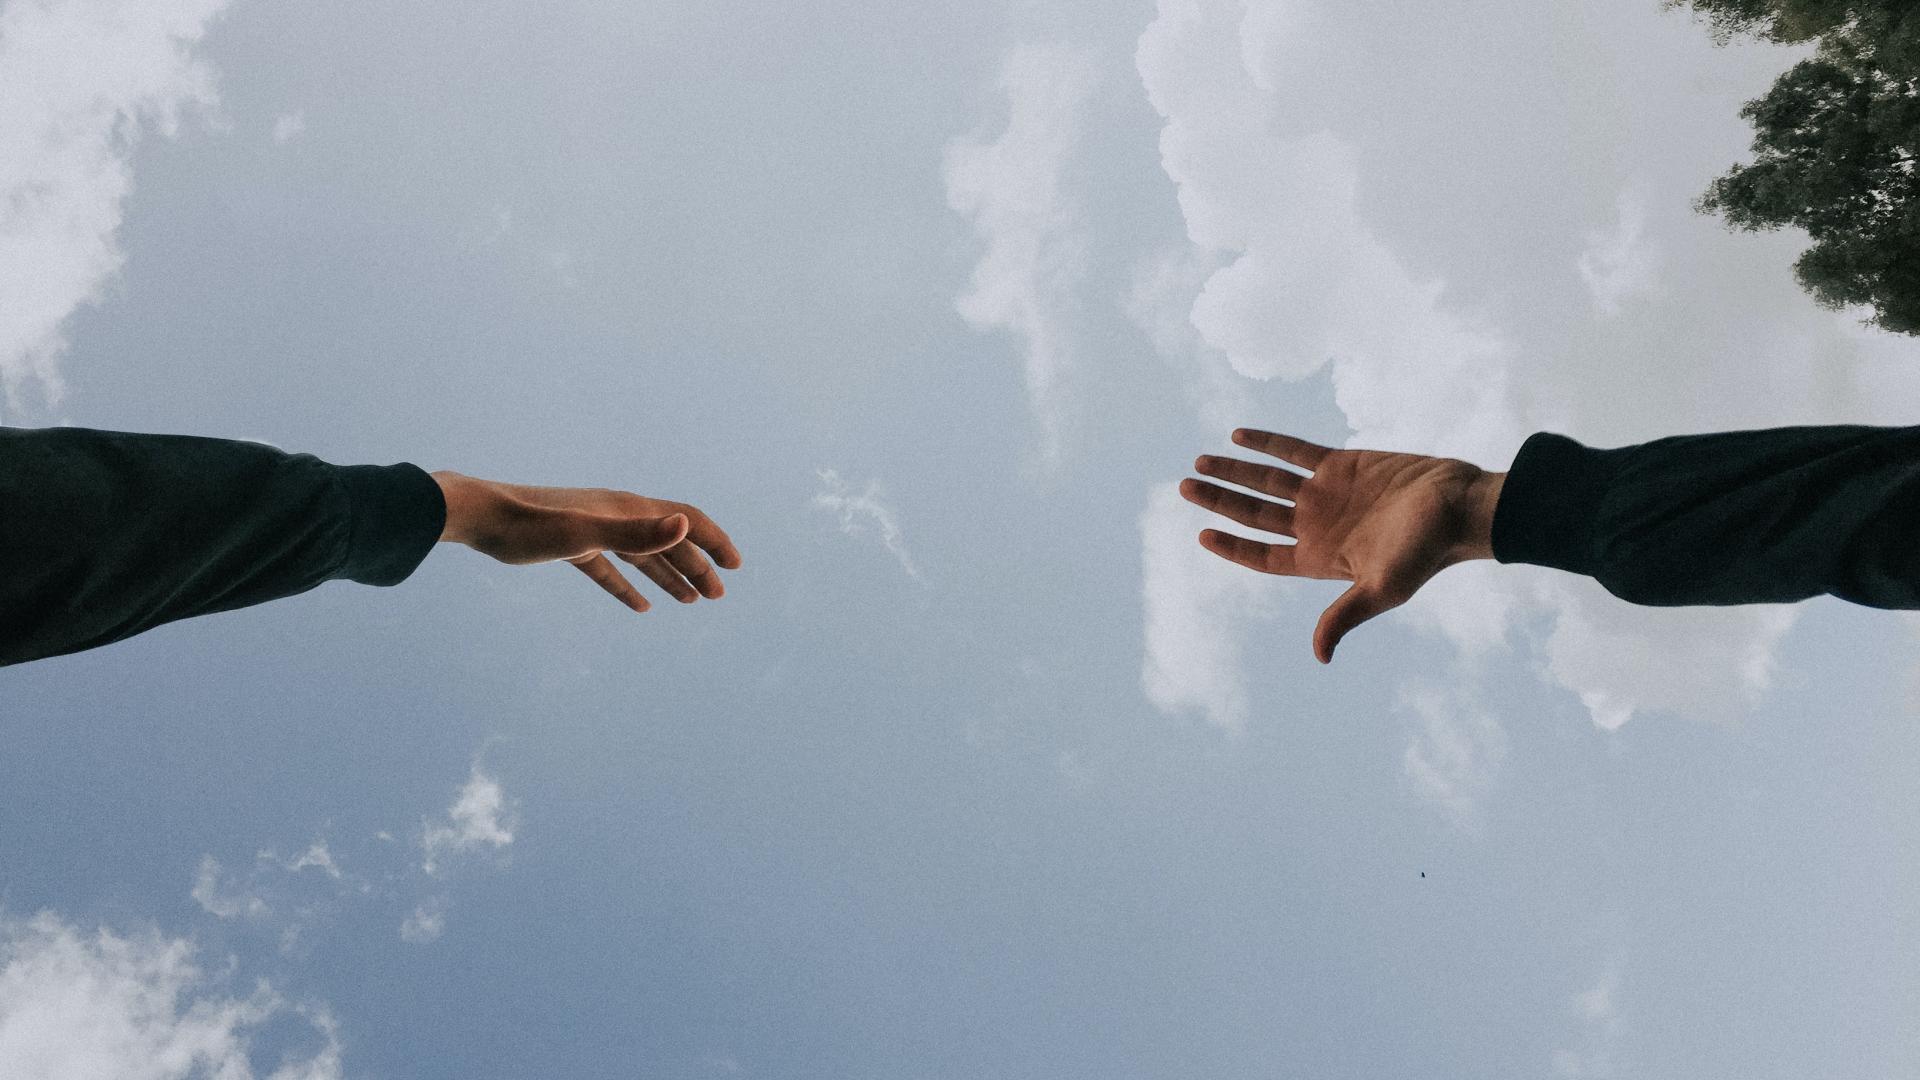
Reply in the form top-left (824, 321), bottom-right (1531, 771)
top-left (1194, 455), bottom-right (1304, 501)
top-left (1232, 428), bottom-right (1332, 471)
top-left (569, 553), bottom-right (651, 612)
top-left (602, 512), bottom-right (690, 558)
top-left (676, 507), bottom-right (743, 570)
top-left (1180, 478), bottom-right (1295, 537)
top-left (1312, 584), bottom-right (1397, 664)
top-left (661, 538), bottom-right (725, 599)
top-left (621, 552), bottom-right (700, 604)
top-left (1198, 528), bottom-right (1298, 576)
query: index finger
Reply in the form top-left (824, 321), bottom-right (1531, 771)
top-left (1232, 429), bottom-right (1332, 471)
top-left (678, 506), bottom-right (743, 569)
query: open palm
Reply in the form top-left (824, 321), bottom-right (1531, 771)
top-left (1179, 429), bottom-right (1499, 663)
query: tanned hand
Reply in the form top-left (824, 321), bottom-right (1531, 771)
top-left (1180, 429), bottom-right (1503, 664)
top-left (431, 472), bottom-right (742, 613)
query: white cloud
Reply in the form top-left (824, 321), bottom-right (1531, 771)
top-left (0, 912), bottom-right (342, 1080)
top-left (270, 110), bottom-right (304, 144)
top-left (0, 0), bottom-right (231, 415)
top-left (191, 758), bottom-right (512, 949)
top-left (1536, 578), bottom-right (1799, 731)
top-left (1124, 247), bottom-right (1255, 432)
top-left (398, 898), bottom-right (447, 945)
top-left (191, 840), bottom-right (354, 925)
top-left (281, 842), bottom-right (341, 880)
top-left (1552, 963), bottom-right (1624, 1078)
top-left (1131, 0), bottom-right (1838, 734)
top-left (421, 766), bottom-right (516, 876)
top-left (191, 856), bottom-right (269, 921)
top-left (1139, 482), bottom-right (1287, 732)
top-left (1578, 190), bottom-right (1660, 316)
top-left (945, 42), bottom-right (1101, 460)
top-left (812, 469), bottom-right (920, 579)
top-left (1400, 680), bottom-right (1506, 829)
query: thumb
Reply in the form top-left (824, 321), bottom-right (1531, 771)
top-left (1312, 584), bottom-right (1396, 665)
top-left (604, 512), bottom-right (690, 557)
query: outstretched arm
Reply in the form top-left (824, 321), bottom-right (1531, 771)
top-left (1182, 423), bottom-right (1920, 663)
top-left (0, 427), bottom-right (738, 666)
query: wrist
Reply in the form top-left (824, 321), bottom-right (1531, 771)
top-left (430, 471), bottom-right (489, 545)
top-left (1450, 469), bottom-right (1506, 563)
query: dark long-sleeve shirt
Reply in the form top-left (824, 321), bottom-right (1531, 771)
top-left (1, 426), bottom-right (444, 666)
top-left (1491, 424), bottom-right (1920, 608)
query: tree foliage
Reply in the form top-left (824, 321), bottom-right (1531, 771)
top-left (1673, 3), bottom-right (1920, 331)
top-left (1666, 0), bottom-right (1920, 71)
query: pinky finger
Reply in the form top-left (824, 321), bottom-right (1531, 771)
top-left (569, 553), bottom-right (651, 612)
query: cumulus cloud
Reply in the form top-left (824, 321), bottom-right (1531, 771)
top-left (1124, 247), bottom-right (1255, 432)
top-left (945, 42), bottom-right (1101, 460)
top-left (812, 468), bottom-right (920, 579)
top-left (0, 0), bottom-right (231, 414)
top-left (1535, 579), bottom-right (1798, 731)
top-left (1139, 482), bottom-right (1287, 731)
top-left (1130, 0), bottom-right (1841, 733)
top-left (0, 912), bottom-right (341, 1080)
top-left (421, 766), bottom-right (516, 876)
top-left (1578, 191), bottom-right (1660, 317)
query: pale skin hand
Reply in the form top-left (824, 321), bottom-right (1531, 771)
top-left (430, 471), bottom-right (742, 613)
top-left (1180, 429), bottom-right (1505, 664)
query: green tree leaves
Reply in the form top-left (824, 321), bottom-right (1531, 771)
top-left (1672, 3), bottom-right (1920, 331)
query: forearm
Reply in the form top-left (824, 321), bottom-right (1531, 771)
top-left (1488, 424), bottom-right (1920, 608)
top-left (0, 427), bottom-right (445, 665)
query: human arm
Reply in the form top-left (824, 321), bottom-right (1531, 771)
top-left (0, 427), bottom-right (736, 666)
top-left (1180, 423), bottom-right (1920, 663)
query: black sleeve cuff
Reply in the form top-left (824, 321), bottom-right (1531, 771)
top-left (335, 463), bottom-right (447, 586)
top-left (1490, 431), bottom-right (1621, 577)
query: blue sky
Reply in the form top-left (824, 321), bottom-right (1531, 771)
top-left (2, 0), bottom-right (1917, 1077)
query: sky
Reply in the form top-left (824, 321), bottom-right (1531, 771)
top-left (2, 0), bottom-right (1918, 1076)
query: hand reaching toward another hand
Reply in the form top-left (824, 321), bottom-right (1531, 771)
top-left (431, 472), bottom-right (742, 612)
top-left (1179, 429), bottom-right (1504, 664)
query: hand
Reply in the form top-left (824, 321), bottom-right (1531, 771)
top-left (1179, 429), bottom-right (1503, 664)
top-left (431, 471), bottom-right (742, 613)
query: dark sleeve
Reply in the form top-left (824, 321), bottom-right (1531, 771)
top-left (1490, 424), bottom-right (1920, 608)
top-left (0, 426), bottom-right (446, 666)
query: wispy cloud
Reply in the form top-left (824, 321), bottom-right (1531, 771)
top-left (1400, 680), bottom-right (1507, 829)
top-left (1578, 190), bottom-right (1660, 317)
top-left (1552, 962), bottom-right (1624, 1078)
top-left (0, 911), bottom-right (342, 1079)
top-left (191, 840), bottom-right (358, 925)
top-left (0, 0), bottom-right (232, 415)
top-left (812, 469), bottom-right (920, 579)
top-left (270, 110), bottom-right (305, 144)
top-left (945, 42), bottom-right (1101, 461)
top-left (191, 854), bottom-right (272, 921)
top-left (421, 766), bottom-right (516, 877)
top-left (188, 755), bottom-right (516, 949)
top-left (399, 898), bottom-right (448, 945)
